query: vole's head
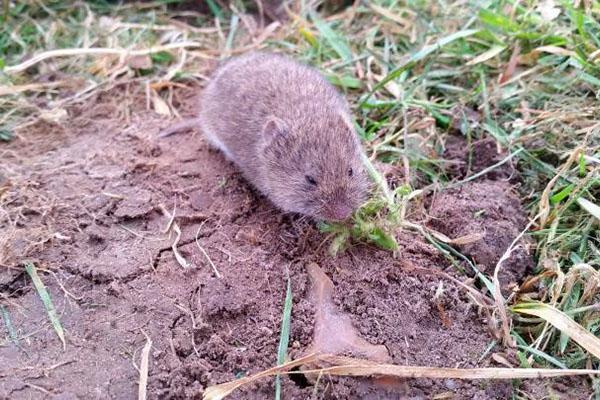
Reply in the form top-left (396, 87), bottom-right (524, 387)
top-left (260, 112), bottom-right (370, 221)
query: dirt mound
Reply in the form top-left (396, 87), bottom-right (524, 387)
top-left (0, 88), bottom-right (587, 399)
top-left (428, 180), bottom-right (534, 290)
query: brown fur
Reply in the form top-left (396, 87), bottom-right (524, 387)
top-left (198, 52), bottom-right (370, 221)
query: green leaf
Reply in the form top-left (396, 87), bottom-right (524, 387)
top-left (358, 198), bottom-right (386, 216)
top-left (25, 262), bottom-right (66, 348)
top-left (559, 284), bottom-right (581, 354)
top-left (206, 0), bottom-right (222, 19)
top-left (394, 184), bottom-right (412, 197)
top-left (329, 230), bottom-right (351, 256)
top-left (0, 58), bottom-right (5, 69)
top-left (516, 350), bottom-right (532, 368)
top-left (0, 129), bottom-right (13, 142)
top-left (326, 74), bottom-right (362, 89)
top-left (150, 51), bottom-right (174, 65)
top-left (367, 227), bottom-right (398, 250)
top-left (310, 12), bottom-right (352, 62)
top-left (578, 71), bottom-right (600, 88)
top-left (579, 152), bottom-right (586, 177)
top-left (550, 184), bottom-right (575, 204)
top-left (275, 274), bottom-right (293, 400)
top-left (478, 9), bottom-right (519, 33)
top-left (318, 221), bottom-right (347, 234)
top-left (299, 27), bottom-right (318, 48)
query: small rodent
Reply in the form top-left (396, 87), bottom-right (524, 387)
top-left (167, 52), bottom-right (370, 221)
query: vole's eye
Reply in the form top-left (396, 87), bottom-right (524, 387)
top-left (305, 175), bottom-right (317, 186)
top-left (348, 168), bottom-right (353, 177)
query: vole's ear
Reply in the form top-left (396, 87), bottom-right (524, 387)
top-left (262, 116), bottom-right (288, 143)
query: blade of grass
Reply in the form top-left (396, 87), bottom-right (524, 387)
top-left (516, 344), bottom-right (569, 369)
top-left (223, 13), bottom-right (239, 57)
top-left (205, 0), bottom-right (223, 19)
top-left (512, 302), bottom-right (600, 360)
top-left (275, 272), bottom-right (293, 400)
top-left (0, 304), bottom-right (19, 346)
top-left (24, 262), bottom-right (65, 349)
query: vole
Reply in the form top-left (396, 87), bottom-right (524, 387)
top-left (162, 52), bottom-right (370, 221)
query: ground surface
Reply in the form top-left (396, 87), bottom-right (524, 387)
top-left (0, 85), bottom-right (590, 399)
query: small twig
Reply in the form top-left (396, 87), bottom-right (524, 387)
top-left (46, 269), bottom-right (84, 301)
top-left (159, 204), bottom-right (192, 269)
top-left (174, 303), bottom-right (200, 356)
top-left (161, 201), bottom-right (177, 234)
top-left (195, 224), bottom-right (222, 278)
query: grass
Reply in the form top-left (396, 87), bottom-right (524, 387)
top-left (1, 0), bottom-right (599, 397)
top-left (275, 271), bottom-right (293, 400)
top-left (24, 261), bottom-right (65, 349)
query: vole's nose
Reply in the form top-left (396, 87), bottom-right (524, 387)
top-left (327, 203), bottom-right (353, 221)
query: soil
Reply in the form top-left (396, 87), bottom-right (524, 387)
top-left (428, 180), bottom-right (535, 291)
top-left (0, 86), bottom-right (590, 399)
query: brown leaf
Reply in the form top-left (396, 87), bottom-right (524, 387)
top-left (498, 44), bottom-right (521, 84)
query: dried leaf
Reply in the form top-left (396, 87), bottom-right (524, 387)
top-left (532, 45), bottom-right (576, 58)
top-left (466, 45), bottom-right (507, 66)
top-left (498, 44), bottom-right (521, 84)
top-left (151, 91), bottom-right (171, 116)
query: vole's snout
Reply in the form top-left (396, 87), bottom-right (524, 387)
top-left (324, 202), bottom-right (353, 221)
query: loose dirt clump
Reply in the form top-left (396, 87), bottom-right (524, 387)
top-left (0, 87), bottom-right (586, 399)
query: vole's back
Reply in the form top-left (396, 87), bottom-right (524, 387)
top-left (199, 52), bottom-right (348, 168)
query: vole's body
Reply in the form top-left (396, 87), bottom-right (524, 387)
top-left (196, 52), bottom-right (369, 221)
